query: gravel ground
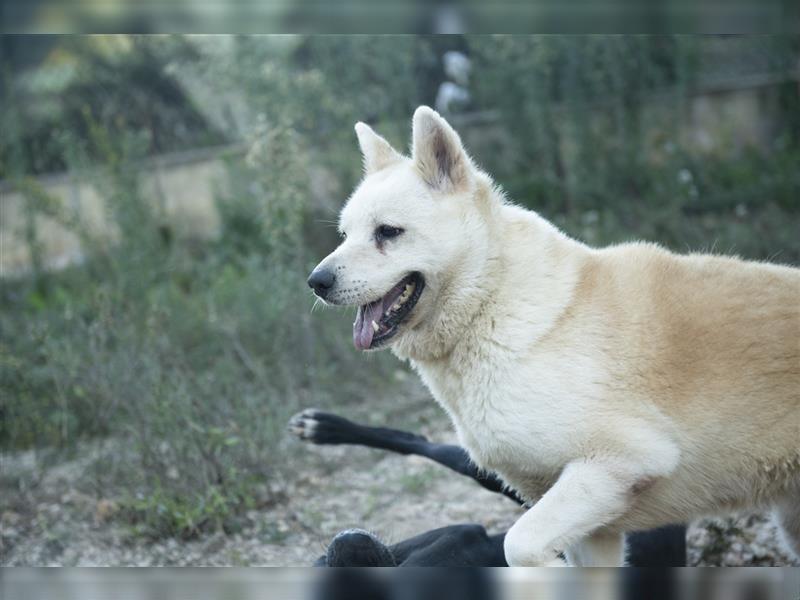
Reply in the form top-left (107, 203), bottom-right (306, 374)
top-left (2, 420), bottom-right (797, 567)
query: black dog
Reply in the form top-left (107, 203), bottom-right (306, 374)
top-left (289, 408), bottom-right (687, 567)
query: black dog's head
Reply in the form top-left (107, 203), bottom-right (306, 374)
top-left (315, 528), bottom-right (397, 567)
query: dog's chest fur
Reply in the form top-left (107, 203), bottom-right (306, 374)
top-left (411, 323), bottom-right (606, 502)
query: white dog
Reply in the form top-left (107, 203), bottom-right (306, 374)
top-left (307, 106), bottom-right (800, 566)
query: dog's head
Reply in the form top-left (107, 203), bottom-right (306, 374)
top-left (308, 107), bottom-right (498, 358)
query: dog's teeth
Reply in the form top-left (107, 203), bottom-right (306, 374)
top-left (372, 320), bottom-right (380, 333)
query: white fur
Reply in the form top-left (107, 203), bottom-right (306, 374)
top-left (311, 106), bottom-right (800, 566)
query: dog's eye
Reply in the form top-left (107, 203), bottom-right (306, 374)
top-left (375, 225), bottom-right (404, 241)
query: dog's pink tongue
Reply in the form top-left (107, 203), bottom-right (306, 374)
top-left (353, 300), bottom-right (384, 350)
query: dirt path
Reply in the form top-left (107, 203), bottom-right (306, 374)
top-left (1, 424), bottom-right (519, 566)
top-left (2, 419), bottom-right (797, 566)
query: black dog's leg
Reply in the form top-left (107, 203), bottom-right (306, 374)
top-left (626, 524), bottom-right (687, 567)
top-left (289, 409), bottom-right (524, 503)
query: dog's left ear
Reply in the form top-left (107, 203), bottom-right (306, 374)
top-left (355, 122), bottom-right (403, 174)
top-left (411, 106), bottom-right (472, 192)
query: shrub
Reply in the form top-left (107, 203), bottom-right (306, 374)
top-left (0, 113), bottom-right (397, 538)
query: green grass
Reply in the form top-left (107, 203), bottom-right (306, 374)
top-left (399, 468), bottom-right (438, 496)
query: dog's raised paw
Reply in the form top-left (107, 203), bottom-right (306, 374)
top-left (287, 409), bottom-right (321, 442)
top-left (287, 409), bottom-right (357, 444)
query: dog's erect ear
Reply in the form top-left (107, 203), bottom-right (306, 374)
top-left (411, 106), bottom-right (471, 191)
top-left (354, 122), bottom-right (403, 174)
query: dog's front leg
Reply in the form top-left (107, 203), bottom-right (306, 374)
top-left (503, 460), bottom-right (636, 567)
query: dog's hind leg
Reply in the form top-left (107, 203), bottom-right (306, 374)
top-left (568, 526), bottom-right (688, 567)
top-left (288, 409), bottom-right (523, 503)
top-left (625, 524), bottom-right (687, 567)
top-left (773, 489), bottom-right (800, 560)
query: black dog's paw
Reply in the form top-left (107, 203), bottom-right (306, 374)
top-left (288, 408), bottom-right (325, 442)
top-left (287, 409), bottom-right (355, 444)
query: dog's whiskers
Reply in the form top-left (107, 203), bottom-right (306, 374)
top-left (310, 297), bottom-right (325, 314)
top-left (315, 219), bottom-right (340, 228)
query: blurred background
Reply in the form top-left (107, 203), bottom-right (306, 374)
top-left (1, 35), bottom-right (799, 566)
top-left (2, 568), bottom-right (798, 600)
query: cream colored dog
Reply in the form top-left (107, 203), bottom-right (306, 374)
top-left (307, 106), bottom-right (800, 566)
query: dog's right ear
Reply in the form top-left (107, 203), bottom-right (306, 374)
top-left (354, 122), bottom-right (403, 174)
top-left (411, 106), bottom-right (472, 193)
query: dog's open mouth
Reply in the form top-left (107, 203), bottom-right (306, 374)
top-left (353, 272), bottom-right (424, 350)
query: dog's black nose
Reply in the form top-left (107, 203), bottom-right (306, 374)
top-left (307, 268), bottom-right (336, 298)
